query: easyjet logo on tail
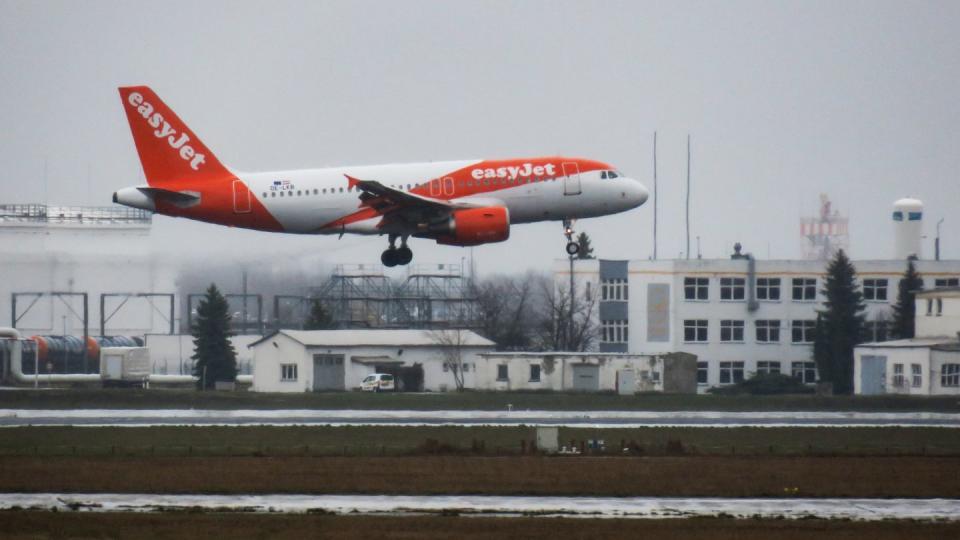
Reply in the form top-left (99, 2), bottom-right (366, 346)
top-left (470, 163), bottom-right (556, 181)
top-left (127, 92), bottom-right (206, 171)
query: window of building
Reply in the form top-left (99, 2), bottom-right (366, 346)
top-left (791, 361), bottom-right (816, 384)
top-left (792, 278), bottom-right (817, 301)
top-left (756, 361), bottom-right (781, 375)
top-left (720, 277), bottom-right (746, 301)
top-left (529, 364), bottom-right (541, 382)
top-left (863, 279), bottom-right (888, 301)
top-left (697, 361), bottom-right (708, 384)
top-left (927, 299), bottom-right (934, 316)
top-left (791, 320), bottom-right (816, 344)
top-left (757, 278), bottom-right (781, 301)
top-left (911, 363), bottom-right (922, 388)
top-left (280, 363), bottom-right (298, 381)
top-left (684, 277), bottom-right (709, 300)
top-left (719, 361), bottom-right (745, 384)
top-left (936, 298), bottom-right (943, 316)
top-left (866, 320), bottom-right (889, 342)
top-left (935, 278), bottom-right (959, 288)
top-left (683, 319), bottom-right (708, 342)
top-left (601, 278), bottom-right (628, 301)
top-left (942, 364), bottom-right (960, 387)
top-left (601, 320), bottom-right (629, 344)
top-left (893, 363), bottom-right (905, 387)
top-left (497, 364), bottom-right (508, 381)
top-left (755, 320), bottom-right (781, 343)
top-left (720, 320), bottom-right (744, 342)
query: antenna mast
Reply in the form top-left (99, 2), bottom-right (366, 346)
top-left (653, 131), bottom-right (658, 260)
top-left (685, 134), bottom-right (691, 260)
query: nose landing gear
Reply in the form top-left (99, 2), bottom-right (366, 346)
top-left (381, 235), bottom-right (413, 267)
top-left (563, 219), bottom-right (580, 256)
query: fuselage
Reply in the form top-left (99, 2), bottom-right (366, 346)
top-left (115, 156), bottom-right (648, 235)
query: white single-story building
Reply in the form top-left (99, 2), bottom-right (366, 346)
top-left (475, 352), bottom-right (698, 393)
top-left (249, 329), bottom-right (495, 392)
top-left (854, 287), bottom-right (960, 395)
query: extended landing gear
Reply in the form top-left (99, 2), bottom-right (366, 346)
top-left (381, 235), bottom-right (413, 267)
top-left (563, 219), bottom-right (580, 256)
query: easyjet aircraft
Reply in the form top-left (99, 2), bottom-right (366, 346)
top-left (113, 86), bottom-right (649, 266)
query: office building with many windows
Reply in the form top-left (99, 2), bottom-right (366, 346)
top-left (557, 256), bottom-right (960, 391)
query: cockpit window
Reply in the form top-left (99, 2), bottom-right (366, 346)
top-left (601, 170), bottom-right (618, 179)
top-left (601, 171), bottom-right (608, 179)
top-left (609, 171), bottom-right (618, 178)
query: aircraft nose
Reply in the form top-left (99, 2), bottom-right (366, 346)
top-left (628, 179), bottom-right (649, 208)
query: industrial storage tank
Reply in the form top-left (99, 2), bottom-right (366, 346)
top-left (21, 335), bottom-right (143, 375)
top-left (893, 198), bottom-right (923, 260)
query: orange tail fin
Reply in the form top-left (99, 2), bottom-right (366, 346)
top-left (118, 86), bottom-right (230, 186)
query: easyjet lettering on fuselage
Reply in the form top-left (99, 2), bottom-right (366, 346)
top-left (470, 163), bottom-right (557, 180)
top-left (112, 85), bottom-right (649, 267)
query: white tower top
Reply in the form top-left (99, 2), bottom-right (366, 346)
top-left (893, 198), bottom-right (923, 260)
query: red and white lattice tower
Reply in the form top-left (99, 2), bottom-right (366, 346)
top-left (800, 194), bottom-right (849, 261)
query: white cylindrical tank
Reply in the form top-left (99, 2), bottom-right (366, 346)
top-left (893, 198), bottom-right (923, 260)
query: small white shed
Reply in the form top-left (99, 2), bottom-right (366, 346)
top-left (249, 329), bottom-right (495, 393)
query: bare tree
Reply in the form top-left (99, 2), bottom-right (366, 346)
top-left (475, 272), bottom-right (536, 350)
top-left (428, 328), bottom-right (470, 391)
top-left (531, 273), bottom-right (597, 351)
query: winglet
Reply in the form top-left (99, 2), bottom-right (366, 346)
top-left (345, 174), bottom-right (362, 191)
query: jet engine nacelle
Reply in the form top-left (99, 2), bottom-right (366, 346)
top-left (435, 206), bottom-right (510, 246)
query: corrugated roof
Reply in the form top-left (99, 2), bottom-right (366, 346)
top-left (248, 329), bottom-right (496, 349)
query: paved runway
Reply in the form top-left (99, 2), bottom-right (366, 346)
top-left (2, 409), bottom-right (959, 427)
top-left (2, 493), bottom-right (958, 520)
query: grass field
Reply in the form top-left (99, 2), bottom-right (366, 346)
top-left (0, 512), bottom-right (958, 540)
top-left (1, 455), bottom-right (958, 497)
top-left (2, 387), bottom-right (959, 411)
top-left (1, 425), bottom-right (958, 457)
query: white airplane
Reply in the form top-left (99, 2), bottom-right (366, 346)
top-left (113, 86), bottom-right (649, 266)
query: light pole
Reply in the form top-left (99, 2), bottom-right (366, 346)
top-left (936, 218), bottom-right (944, 261)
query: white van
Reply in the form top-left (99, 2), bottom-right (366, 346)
top-left (360, 373), bottom-right (396, 392)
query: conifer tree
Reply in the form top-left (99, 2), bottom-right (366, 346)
top-left (813, 250), bottom-right (866, 394)
top-left (191, 284), bottom-right (238, 390)
top-left (890, 259), bottom-right (923, 339)
top-left (575, 232), bottom-right (596, 260)
top-left (304, 300), bottom-right (335, 330)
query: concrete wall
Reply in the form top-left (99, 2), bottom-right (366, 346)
top-left (930, 350), bottom-right (960, 395)
top-left (145, 334), bottom-right (259, 375)
top-left (475, 353), bottom-right (697, 393)
top-left (916, 296), bottom-right (960, 338)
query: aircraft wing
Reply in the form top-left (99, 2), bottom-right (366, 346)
top-left (346, 175), bottom-right (457, 213)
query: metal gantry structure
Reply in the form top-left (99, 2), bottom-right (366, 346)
top-left (310, 263), bottom-right (479, 329)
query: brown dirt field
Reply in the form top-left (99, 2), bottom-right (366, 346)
top-left (1, 455), bottom-right (958, 497)
top-left (0, 512), bottom-right (958, 540)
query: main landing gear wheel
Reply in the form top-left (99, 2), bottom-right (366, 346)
top-left (381, 248), bottom-right (400, 267)
top-left (381, 235), bottom-right (413, 267)
top-left (396, 246), bottom-right (413, 265)
top-left (562, 218), bottom-right (580, 256)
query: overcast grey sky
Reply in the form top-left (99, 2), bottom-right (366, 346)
top-left (2, 0), bottom-right (958, 274)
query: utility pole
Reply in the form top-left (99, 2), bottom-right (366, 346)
top-left (653, 131), bottom-right (658, 260)
top-left (568, 253), bottom-right (575, 351)
top-left (936, 218), bottom-right (944, 261)
top-left (685, 135), bottom-right (691, 260)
